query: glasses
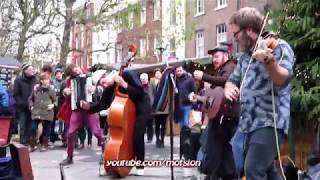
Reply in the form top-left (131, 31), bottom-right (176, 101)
top-left (233, 29), bottom-right (242, 38)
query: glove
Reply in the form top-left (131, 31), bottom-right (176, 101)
top-left (48, 104), bottom-right (54, 110)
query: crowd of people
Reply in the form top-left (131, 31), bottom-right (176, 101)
top-left (0, 7), bottom-right (298, 180)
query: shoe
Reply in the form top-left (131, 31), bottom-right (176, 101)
top-left (87, 144), bottom-right (92, 149)
top-left (40, 146), bottom-right (48, 152)
top-left (78, 144), bottom-right (85, 149)
top-left (136, 168), bottom-right (144, 176)
top-left (29, 137), bottom-right (37, 152)
top-left (60, 157), bottom-right (73, 166)
top-left (159, 140), bottom-right (164, 148)
top-left (147, 139), bottom-right (152, 143)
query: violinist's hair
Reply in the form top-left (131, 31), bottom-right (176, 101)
top-left (229, 7), bottom-right (264, 34)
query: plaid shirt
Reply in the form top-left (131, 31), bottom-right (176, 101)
top-left (228, 39), bottom-right (295, 135)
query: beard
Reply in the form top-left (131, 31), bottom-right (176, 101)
top-left (238, 32), bottom-right (255, 53)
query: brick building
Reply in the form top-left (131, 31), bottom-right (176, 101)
top-left (71, 2), bottom-right (94, 68)
top-left (116, 0), bottom-right (162, 64)
top-left (185, 0), bottom-right (268, 59)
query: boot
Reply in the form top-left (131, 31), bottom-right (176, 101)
top-left (29, 137), bottom-right (37, 152)
top-left (40, 137), bottom-right (49, 152)
top-left (60, 156), bottom-right (73, 166)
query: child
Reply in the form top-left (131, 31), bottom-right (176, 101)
top-left (29, 73), bottom-right (56, 152)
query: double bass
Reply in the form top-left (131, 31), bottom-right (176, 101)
top-left (104, 44), bottom-right (137, 177)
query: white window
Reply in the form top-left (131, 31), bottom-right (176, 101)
top-left (96, 54), bottom-right (100, 63)
top-left (140, 38), bottom-right (146, 57)
top-left (216, 23), bottom-right (227, 44)
top-left (106, 52), bottom-right (110, 64)
top-left (170, 0), bottom-right (176, 25)
top-left (169, 38), bottom-right (176, 57)
top-left (196, 0), bottom-right (204, 15)
top-left (216, 0), bottom-right (227, 8)
top-left (106, 25), bottom-right (111, 42)
top-left (141, 5), bottom-right (146, 26)
top-left (196, 30), bottom-right (204, 58)
top-left (153, 0), bottom-right (160, 20)
top-left (129, 12), bottom-right (134, 29)
top-left (117, 44), bottom-right (122, 63)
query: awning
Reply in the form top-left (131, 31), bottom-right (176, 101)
top-left (0, 56), bottom-right (22, 69)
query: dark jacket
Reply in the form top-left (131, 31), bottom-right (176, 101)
top-left (176, 73), bottom-right (196, 106)
top-left (88, 70), bottom-right (151, 117)
top-left (202, 60), bottom-right (240, 118)
top-left (13, 75), bottom-right (37, 110)
top-left (202, 60), bottom-right (237, 87)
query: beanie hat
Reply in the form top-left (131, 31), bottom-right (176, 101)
top-left (21, 63), bottom-right (31, 71)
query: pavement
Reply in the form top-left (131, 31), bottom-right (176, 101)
top-left (29, 136), bottom-right (205, 180)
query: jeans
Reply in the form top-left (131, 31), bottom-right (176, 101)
top-left (179, 105), bottom-right (192, 128)
top-left (31, 119), bottom-right (51, 138)
top-left (231, 128), bottom-right (246, 175)
top-left (17, 109), bottom-right (32, 145)
top-left (244, 127), bottom-right (284, 180)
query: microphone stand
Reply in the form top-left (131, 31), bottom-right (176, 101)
top-left (168, 73), bottom-right (178, 180)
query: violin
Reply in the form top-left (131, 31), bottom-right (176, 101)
top-left (104, 44), bottom-right (137, 177)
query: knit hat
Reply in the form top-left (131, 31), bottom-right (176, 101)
top-left (55, 68), bottom-right (63, 75)
top-left (21, 63), bottom-right (31, 71)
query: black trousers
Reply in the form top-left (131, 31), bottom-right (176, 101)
top-left (146, 117), bottom-right (154, 141)
top-left (206, 116), bottom-right (237, 180)
top-left (17, 109), bottom-right (32, 145)
top-left (134, 115), bottom-right (148, 163)
top-left (155, 114), bottom-right (167, 142)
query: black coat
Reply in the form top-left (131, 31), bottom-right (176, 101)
top-left (176, 73), bottom-right (196, 106)
top-left (13, 75), bottom-right (37, 110)
top-left (88, 70), bottom-right (151, 117)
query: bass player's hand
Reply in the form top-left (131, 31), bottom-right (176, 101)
top-left (80, 100), bottom-right (90, 110)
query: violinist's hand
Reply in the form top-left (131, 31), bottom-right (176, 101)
top-left (224, 82), bottom-right (240, 102)
top-left (253, 48), bottom-right (273, 63)
top-left (193, 70), bottom-right (204, 80)
top-left (80, 100), bottom-right (90, 110)
top-left (114, 75), bottom-right (128, 89)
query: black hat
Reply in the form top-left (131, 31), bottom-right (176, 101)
top-left (208, 45), bottom-right (228, 55)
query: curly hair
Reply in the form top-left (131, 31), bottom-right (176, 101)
top-left (229, 7), bottom-right (264, 34)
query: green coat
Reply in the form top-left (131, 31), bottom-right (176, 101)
top-left (29, 84), bottom-right (56, 121)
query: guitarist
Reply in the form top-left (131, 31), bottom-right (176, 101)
top-left (193, 44), bottom-right (239, 180)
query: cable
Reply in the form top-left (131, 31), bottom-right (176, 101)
top-left (271, 43), bottom-right (287, 180)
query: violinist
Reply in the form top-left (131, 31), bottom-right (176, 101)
top-left (192, 45), bottom-right (239, 180)
top-left (225, 7), bottom-right (295, 180)
top-left (80, 70), bottom-right (151, 176)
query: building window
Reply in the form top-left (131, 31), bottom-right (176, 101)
top-left (106, 52), bottom-right (110, 64)
top-left (117, 44), bottom-right (122, 63)
top-left (196, 0), bottom-right (204, 15)
top-left (140, 38), bottom-right (146, 57)
top-left (216, 0), bottom-right (227, 8)
top-left (153, 0), bottom-right (160, 20)
top-left (196, 30), bottom-right (204, 58)
top-left (170, 0), bottom-right (176, 25)
top-left (129, 12), bottom-right (134, 29)
top-left (169, 38), bottom-right (176, 57)
top-left (216, 23), bottom-right (227, 44)
top-left (141, 5), bottom-right (146, 26)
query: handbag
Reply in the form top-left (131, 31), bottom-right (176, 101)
top-left (57, 100), bottom-right (72, 124)
top-left (188, 110), bottom-right (202, 130)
